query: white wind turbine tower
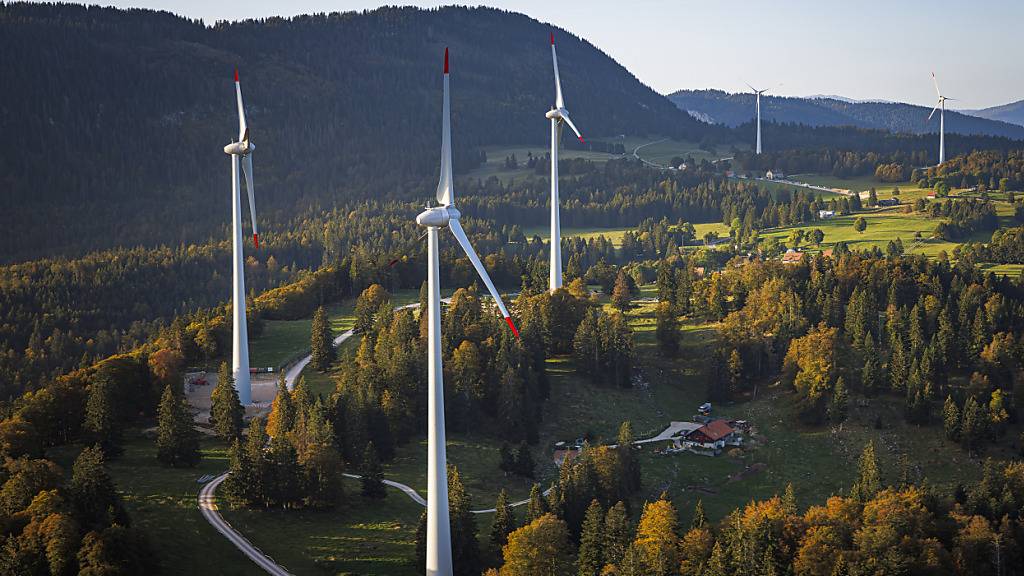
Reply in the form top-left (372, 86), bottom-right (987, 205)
top-left (222, 69), bottom-right (260, 406)
top-left (416, 48), bottom-right (520, 576)
top-left (747, 83), bottom-right (771, 155)
top-left (929, 72), bottom-right (954, 165)
top-left (545, 32), bottom-right (584, 292)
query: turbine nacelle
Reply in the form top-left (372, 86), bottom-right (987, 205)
top-left (223, 140), bottom-right (254, 156)
top-left (416, 205), bottom-right (460, 228)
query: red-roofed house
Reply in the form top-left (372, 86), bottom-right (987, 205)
top-left (782, 249), bottom-right (804, 264)
top-left (681, 420), bottom-right (741, 455)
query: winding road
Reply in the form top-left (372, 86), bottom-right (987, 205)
top-left (198, 301), bottom-right (545, 574)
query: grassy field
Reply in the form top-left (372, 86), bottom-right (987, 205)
top-left (49, 438), bottom-right (257, 576)
top-left (248, 302), bottom-right (357, 369)
top-left (469, 136), bottom-right (741, 182)
top-left (979, 263), bottom-right (1024, 278)
top-left (519, 225), bottom-right (633, 247)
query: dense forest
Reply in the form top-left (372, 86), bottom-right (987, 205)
top-left (0, 3), bottom-right (715, 262)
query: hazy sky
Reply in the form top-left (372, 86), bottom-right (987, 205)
top-left (59, 0), bottom-right (1023, 109)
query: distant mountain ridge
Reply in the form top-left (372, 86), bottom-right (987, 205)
top-left (964, 99), bottom-right (1024, 128)
top-left (667, 89), bottom-right (1024, 139)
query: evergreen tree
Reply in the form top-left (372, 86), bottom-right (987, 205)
top-left (414, 509), bottom-right (427, 574)
top-left (654, 301), bottom-right (681, 354)
top-left (222, 438), bottom-right (253, 506)
top-left (611, 270), bottom-right (632, 311)
top-left (211, 362), bottom-right (244, 442)
top-left (447, 465), bottom-right (480, 576)
top-left (84, 375), bottom-right (122, 456)
top-left (632, 497), bottom-right (679, 576)
top-left (603, 501), bottom-right (631, 568)
top-left (850, 441), bottom-right (882, 502)
top-left (155, 383), bottom-right (200, 467)
top-left (782, 483), bottom-right (797, 515)
top-left (691, 499), bottom-right (707, 530)
top-left (69, 445), bottom-right (126, 530)
top-left (960, 396), bottom-right (986, 454)
top-left (266, 375), bottom-right (296, 438)
top-left (244, 417), bottom-right (268, 506)
top-left (860, 333), bottom-right (881, 394)
top-left (577, 499), bottom-right (604, 576)
top-left (310, 305), bottom-right (335, 372)
top-left (828, 377), bottom-right (849, 423)
top-left (513, 441), bottom-right (535, 478)
top-left (360, 442), bottom-right (386, 499)
top-left (943, 395), bottom-right (961, 441)
top-left (727, 349), bottom-right (743, 397)
top-left (616, 421), bottom-right (641, 494)
top-left (527, 483), bottom-right (548, 522)
top-left (490, 489), bottom-right (515, 547)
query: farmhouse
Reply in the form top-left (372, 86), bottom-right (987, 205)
top-left (782, 249), bottom-right (804, 264)
top-left (766, 170), bottom-right (785, 180)
top-left (677, 420), bottom-right (741, 455)
top-left (877, 198), bottom-right (900, 207)
top-left (818, 210), bottom-right (835, 219)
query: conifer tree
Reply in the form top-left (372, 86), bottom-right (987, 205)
top-left (654, 301), bottom-right (681, 354)
top-left (850, 441), bottom-right (882, 502)
top-left (244, 417), bottom-right (268, 505)
top-left (861, 333), bottom-right (881, 394)
top-left (156, 383), bottom-right (200, 467)
top-left (310, 305), bottom-right (335, 372)
top-left (828, 377), bottom-right (849, 423)
top-left (266, 376), bottom-right (295, 438)
top-left (70, 445), bottom-right (126, 529)
top-left (84, 375), bottom-right (122, 456)
top-left (691, 499), bottom-right (707, 530)
top-left (705, 541), bottom-right (728, 576)
top-left (211, 362), bottom-right (244, 442)
top-left (782, 483), bottom-right (797, 515)
top-left (222, 438), bottom-right (253, 506)
top-left (490, 489), bottom-right (515, 547)
top-left (632, 497), bottom-right (679, 576)
top-left (577, 499), bottom-right (604, 576)
top-left (616, 421), bottom-right (641, 494)
top-left (414, 509), bottom-right (427, 573)
top-left (447, 465), bottom-right (480, 576)
top-left (943, 395), bottom-right (961, 441)
top-left (360, 442), bottom-right (386, 499)
top-left (603, 501), bottom-right (630, 568)
top-left (611, 270), bottom-right (632, 311)
top-left (527, 483), bottom-right (548, 522)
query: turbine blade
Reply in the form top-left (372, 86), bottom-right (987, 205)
top-left (745, 82), bottom-right (756, 93)
top-left (551, 33), bottom-right (564, 109)
top-left (436, 48), bottom-right (453, 206)
top-left (242, 154), bottom-right (258, 248)
top-left (235, 69), bottom-right (247, 143)
top-left (931, 72), bottom-right (941, 97)
top-left (448, 219), bottom-right (519, 338)
top-left (561, 111), bottom-right (584, 143)
top-left (928, 103), bottom-right (939, 121)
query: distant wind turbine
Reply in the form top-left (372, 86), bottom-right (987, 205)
top-left (746, 83), bottom-right (772, 155)
top-left (222, 70), bottom-right (260, 406)
top-left (546, 32), bottom-right (584, 292)
top-left (928, 72), bottom-right (955, 165)
top-left (416, 48), bottom-right (519, 576)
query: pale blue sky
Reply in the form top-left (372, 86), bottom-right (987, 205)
top-left (59, 0), bottom-right (1023, 109)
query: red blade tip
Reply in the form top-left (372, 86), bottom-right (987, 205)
top-left (578, 136), bottom-right (585, 143)
top-left (550, 32), bottom-right (554, 45)
top-left (504, 316), bottom-right (520, 339)
top-left (234, 69), bottom-right (239, 82)
top-left (388, 258), bottom-right (400, 268)
top-left (253, 233), bottom-right (259, 249)
top-left (444, 48), bottom-right (449, 74)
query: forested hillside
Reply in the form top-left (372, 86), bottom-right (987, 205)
top-left (669, 89), bottom-right (1024, 139)
top-left (0, 3), bottom-right (712, 262)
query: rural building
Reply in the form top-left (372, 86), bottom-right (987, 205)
top-left (678, 420), bottom-right (741, 455)
top-left (782, 249), bottom-right (804, 264)
top-left (766, 170), bottom-right (785, 180)
top-left (877, 198), bottom-right (900, 207)
top-left (818, 210), bottom-right (835, 219)
top-left (822, 248), bottom-right (835, 258)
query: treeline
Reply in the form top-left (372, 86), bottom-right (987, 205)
top-left (416, 422), bottom-right (643, 576)
top-left (919, 149), bottom-right (1024, 192)
top-left (0, 3), bottom-right (710, 262)
top-left (958, 225), bottom-right (1024, 264)
top-left (677, 251), bottom-right (1024, 455)
top-left (736, 148), bottom-right (928, 180)
top-left (491, 441), bottom-right (1024, 576)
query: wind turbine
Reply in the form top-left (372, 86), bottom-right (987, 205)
top-left (545, 32), bottom-right (584, 292)
top-left (928, 72), bottom-right (954, 165)
top-left (747, 83), bottom-right (771, 155)
top-left (416, 48), bottom-right (519, 576)
top-left (222, 69), bottom-right (260, 406)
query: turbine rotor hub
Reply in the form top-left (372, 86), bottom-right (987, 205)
top-left (416, 205), bottom-right (460, 228)
top-left (545, 108), bottom-right (562, 120)
top-left (224, 141), bottom-right (254, 156)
